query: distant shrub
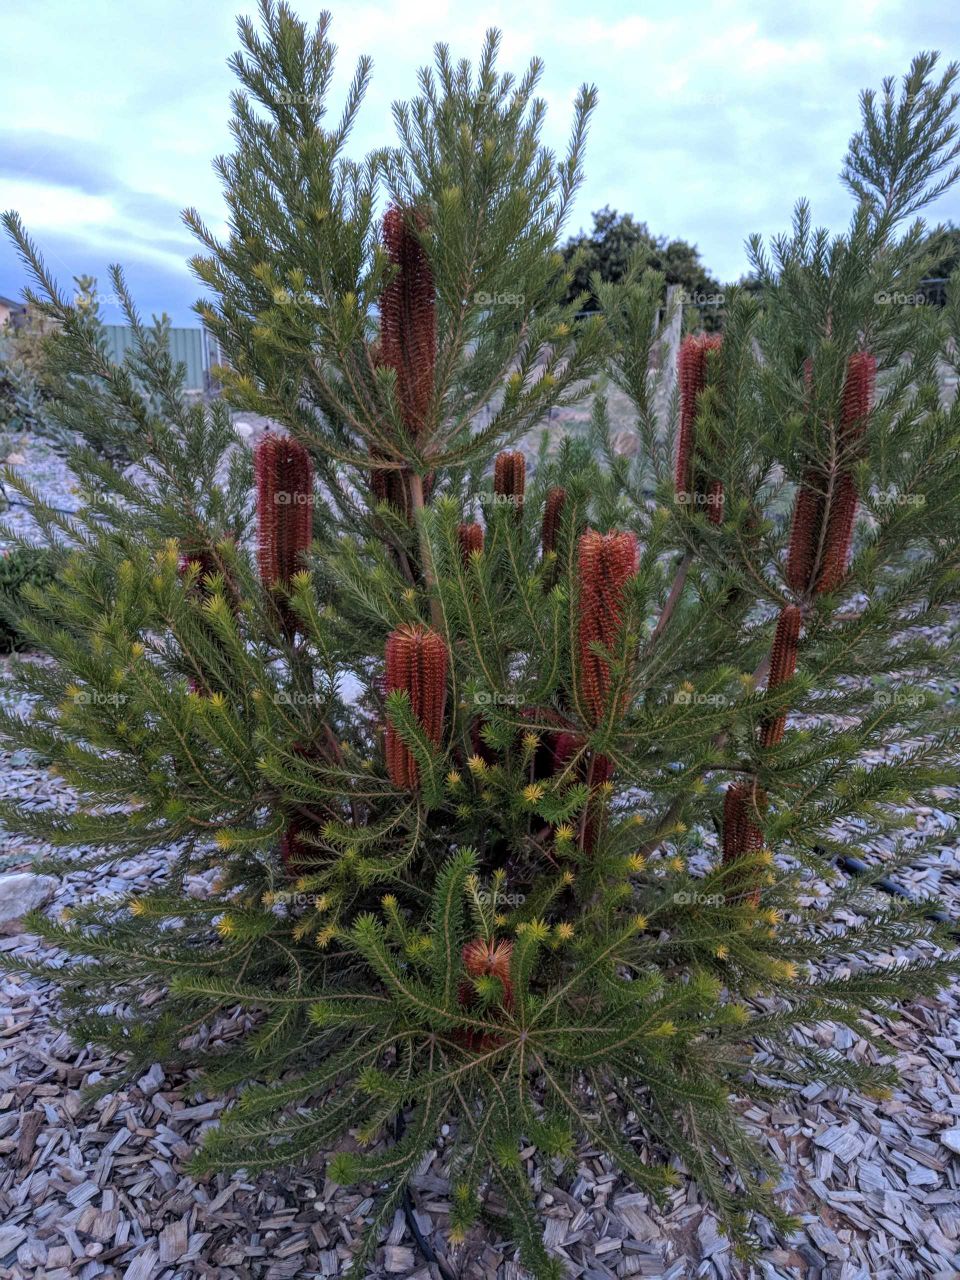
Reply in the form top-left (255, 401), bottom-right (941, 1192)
top-left (0, 546), bottom-right (58, 652)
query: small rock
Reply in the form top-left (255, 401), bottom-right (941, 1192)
top-left (939, 1128), bottom-right (960, 1155)
top-left (0, 873), bottom-right (58, 933)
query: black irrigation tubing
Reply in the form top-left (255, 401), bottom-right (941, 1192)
top-left (392, 1113), bottom-right (459, 1280)
top-left (829, 849), bottom-right (960, 941)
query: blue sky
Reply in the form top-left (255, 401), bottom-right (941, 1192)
top-left (1, 0), bottom-right (958, 326)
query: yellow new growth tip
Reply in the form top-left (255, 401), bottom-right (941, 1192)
top-left (627, 854), bottom-right (646, 874)
top-left (381, 894), bottom-right (397, 910)
top-left (554, 922), bottom-right (575, 943)
top-left (130, 642), bottom-right (145, 658)
top-left (554, 824), bottom-right (575, 844)
top-left (522, 783), bottom-right (544, 805)
top-left (561, 870), bottom-right (575, 886)
top-left (633, 914), bottom-right (648, 931)
top-left (446, 770), bottom-right (462, 788)
top-left (775, 960), bottom-right (798, 981)
top-left (522, 732), bottom-right (540, 752)
top-left (715, 944), bottom-right (729, 960)
top-left (128, 898), bottom-right (145, 916)
top-left (669, 856), bottom-right (685, 872)
top-left (214, 830), bottom-right (234, 850)
top-left (762, 908), bottom-right (780, 926)
top-left (466, 754), bottom-right (487, 775)
top-left (216, 914), bottom-right (236, 937)
top-left (651, 1020), bottom-right (677, 1037)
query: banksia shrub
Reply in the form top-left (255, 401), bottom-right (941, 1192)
top-left (380, 204), bottom-right (436, 437)
top-left (384, 622), bottom-right (448, 787)
top-left (675, 333), bottom-right (723, 522)
top-left (494, 449), bottom-right (525, 515)
top-left (577, 529), bottom-right (638, 724)
top-left (255, 433), bottom-right (314, 635)
top-left (7, 22), bottom-right (960, 1280)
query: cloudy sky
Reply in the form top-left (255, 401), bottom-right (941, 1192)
top-left (1, 0), bottom-right (958, 325)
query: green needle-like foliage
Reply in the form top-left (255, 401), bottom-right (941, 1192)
top-left (2, 8), bottom-right (960, 1275)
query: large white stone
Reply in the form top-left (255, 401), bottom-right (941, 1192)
top-left (0, 873), bottom-right (58, 930)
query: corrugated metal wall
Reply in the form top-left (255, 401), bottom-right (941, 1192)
top-left (103, 326), bottom-right (208, 392)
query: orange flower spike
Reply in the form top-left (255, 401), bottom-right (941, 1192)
top-left (721, 783), bottom-right (765, 907)
top-left (541, 486), bottom-right (567, 556)
top-left (380, 205), bottom-right (436, 438)
top-left (493, 450), bottom-right (526, 517)
top-left (759, 605), bottom-right (802, 748)
top-left (675, 333), bottom-right (723, 511)
top-left (457, 522), bottom-right (484, 565)
top-left (384, 624), bottom-right (448, 788)
top-left (577, 530), bottom-right (639, 725)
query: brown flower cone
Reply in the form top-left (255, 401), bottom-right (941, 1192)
top-left (759, 605), bottom-right (802, 748)
top-left (787, 352), bottom-right (876, 595)
top-left (384, 623), bottom-right (448, 788)
top-left (785, 475), bottom-right (825, 593)
top-left (255, 434), bottom-right (314, 638)
top-left (541, 486), bottom-right (567, 556)
top-left (380, 205), bottom-right (436, 437)
top-left (675, 333), bottom-right (723, 507)
top-left (721, 783), bottom-right (765, 907)
top-left (494, 450), bottom-right (525, 518)
top-left (457, 522), bottom-right (484, 565)
top-left (577, 530), bottom-right (639, 725)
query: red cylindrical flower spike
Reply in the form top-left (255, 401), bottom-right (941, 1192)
top-left (785, 474), bottom-right (824, 593)
top-left (675, 333), bottom-right (723, 508)
top-left (721, 783), bottom-right (765, 907)
top-left (494, 451), bottom-right (525, 517)
top-left (816, 352), bottom-right (876, 594)
top-left (541, 486), bottom-right (567, 556)
top-left (786, 352), bottom-right (876, 596)
top-left (577, 530), bottom-right (639, 725)
top-left (385, 623), bottom-right (448, 788)
top-left (457, 522), bottom-right (484, 565)
top-left (759, 605), bottom-right (802, 748)
top-left (255, 434), bottom-right (314, 589)
top-left (380, 205), bottom-right (436, 437)
top-left (255, 434), bottom-right (313, 637)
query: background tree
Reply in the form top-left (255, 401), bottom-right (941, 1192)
top-left (561, 205), bottom-right (723, 323)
